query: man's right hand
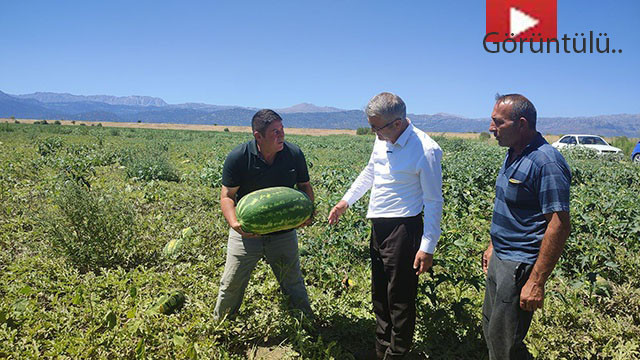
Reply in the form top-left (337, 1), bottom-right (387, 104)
top-left (221, 185), bottom-right (260, 237)
top-left (482, 246), bottom-right (493, 274)
top-left (231, 222), bottom-right (258, 238)
top-left (328, 200), bottom-right (349, 225)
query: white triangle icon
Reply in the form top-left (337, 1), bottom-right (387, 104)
top-left (510, 7), bottom-right (539, 37)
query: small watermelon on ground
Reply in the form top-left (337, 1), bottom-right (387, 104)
top-left (181, 227), bottom-right (193, 238)
top-left (235, 186), bottom-right (314, 235)
top-left (151, 290), bottom-right (186, 315)
top-left (163, 238), bottom-right (183, 257)
top-left (163, 227), bottom-right (193, 257)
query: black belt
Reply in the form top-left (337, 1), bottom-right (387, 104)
top-left (370, 213), bottom-right (423, 224)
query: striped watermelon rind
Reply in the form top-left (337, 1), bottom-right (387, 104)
top-left (181, 227), bottom-right (193, 238)
top-left (163, 238), bottom-right (183, 257)
top-left (152, 290), bottom-right (186, 315)
top-left (236, 187), bottom-right (314, 235)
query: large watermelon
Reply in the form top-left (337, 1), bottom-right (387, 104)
top-left (236, 187), bottom-right (314, 234)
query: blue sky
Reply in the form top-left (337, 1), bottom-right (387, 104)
top-left (1, 1), bottom-right (638, 118)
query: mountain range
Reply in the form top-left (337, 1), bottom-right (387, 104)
top-left (1, 90), bottom-right (638, 137)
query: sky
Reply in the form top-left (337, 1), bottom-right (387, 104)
top-left (1, 0), bottom-right (638, 118)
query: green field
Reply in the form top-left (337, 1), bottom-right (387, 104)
top-left (1, 123), bottom-right (639, 359)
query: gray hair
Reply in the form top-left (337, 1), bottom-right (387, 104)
top-left (365, 92), bottom-right (406, 122)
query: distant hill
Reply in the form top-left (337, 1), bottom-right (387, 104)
top-left (276, 103), bottom-right (345, 114)
top-left (17, 92), bottom-right (168, 107)
top-left (1, 90), bottom-right (638, 137)
top-left (0, 91), bottom-right (62, 118)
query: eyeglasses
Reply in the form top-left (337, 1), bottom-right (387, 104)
top-left (370, 118), bottom-right (400, 133)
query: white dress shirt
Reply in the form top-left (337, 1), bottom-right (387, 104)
top-left (342, 123), bottom-right (443, 254)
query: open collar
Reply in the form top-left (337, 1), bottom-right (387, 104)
top-left (393, 123), bottom-right (414, 148)
top-left (504, 132), bottom-right (546, 172)
top-left (249, 139), bottom-right (285, 165)
top-left (519, 132), bottom-right (546, 157)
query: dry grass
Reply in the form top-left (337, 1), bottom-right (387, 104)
top-left (0, 118), bottom-right (596, 142)
top-left (3, 118), bottom-right (357, 136)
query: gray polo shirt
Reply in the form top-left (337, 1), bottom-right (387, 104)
top-left (490, 133), bottom-right (571, 264)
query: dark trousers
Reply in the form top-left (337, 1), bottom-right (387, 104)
top-left (370, 214), bottom-right (423, 359)
top-left (482, 250), bottom-right (534, 360)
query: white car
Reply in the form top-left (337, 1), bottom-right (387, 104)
top-left (551, 134), bottom-right (623, 155)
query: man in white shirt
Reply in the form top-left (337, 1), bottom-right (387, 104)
top-left (328, 92), bottom-right (443, 359)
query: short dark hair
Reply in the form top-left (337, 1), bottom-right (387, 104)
top-left (495, 93), bottom-right (537, 130)
top-left (251, 109), bottom-right (283, 135)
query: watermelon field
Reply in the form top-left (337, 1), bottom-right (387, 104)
top-left (1, 122), bottom-right (639, 359)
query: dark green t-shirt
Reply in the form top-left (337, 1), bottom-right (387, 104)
top-left (222, 139), bottom-right (310, 201)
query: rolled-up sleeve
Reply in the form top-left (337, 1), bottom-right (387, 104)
top-left (418, 148), bottom-right (444, 254)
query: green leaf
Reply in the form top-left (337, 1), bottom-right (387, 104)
top-left (135, 338), bottom-right (145, 359)
top-left (453, 239), bottom-right (465, 247)
top-left (71, 288), bottom-right (84, 305)
top-left (173, 334), bottom-right (185, 347)
top-left (12, 299), bottom-right (29, 313)
top-left (72, 291), bottom-right (84, 305)
top-left (104, 310), bottom-right (117, 330)
top-left (604, 261), bottom-right (618, 269)
top-left (570, 280), bottom-right (584, 290)
top-left (18, 285), bottom-right (33, 296)
top-left (126, 308), bottom-right (136, 319)
top-left (186, 343), bottom-right (199, 360)
top-left (130, 319), bottom-right (144, 335)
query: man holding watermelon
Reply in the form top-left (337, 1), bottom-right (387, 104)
top-left (329, 92), bottom-right (443, 359)
top-left (214, 109), bottom-right (315, 320)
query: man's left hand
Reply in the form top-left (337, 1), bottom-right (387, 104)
top-left (413, 251), bottom-right (433, 276)
top-left (519, 279), bottom-right (545, 312)
top-left (299, 211), bottom-right (315, 227)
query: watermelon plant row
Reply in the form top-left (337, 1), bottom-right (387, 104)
top-left (0, 122), bottom-right (638, 359)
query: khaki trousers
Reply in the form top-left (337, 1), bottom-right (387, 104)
top-left (214, 228), bottom-right (312, 320)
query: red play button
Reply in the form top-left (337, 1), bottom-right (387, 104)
top-left (486, 0), bottom-right (557, 42)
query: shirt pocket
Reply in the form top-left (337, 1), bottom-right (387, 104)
top-left (504, 174), bottom-right (529, 205)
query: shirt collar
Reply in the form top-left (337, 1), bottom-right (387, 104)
top-left (521, 132), bottom-right (547, 156)
top-left (249, 139), bottom-right (286, 163)
top-left (393, 123), bottom-right (414, 148)
top-left (506, 132), bottom-right (547, 164)
top-left (248, 139), bottom-right (259, 156)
